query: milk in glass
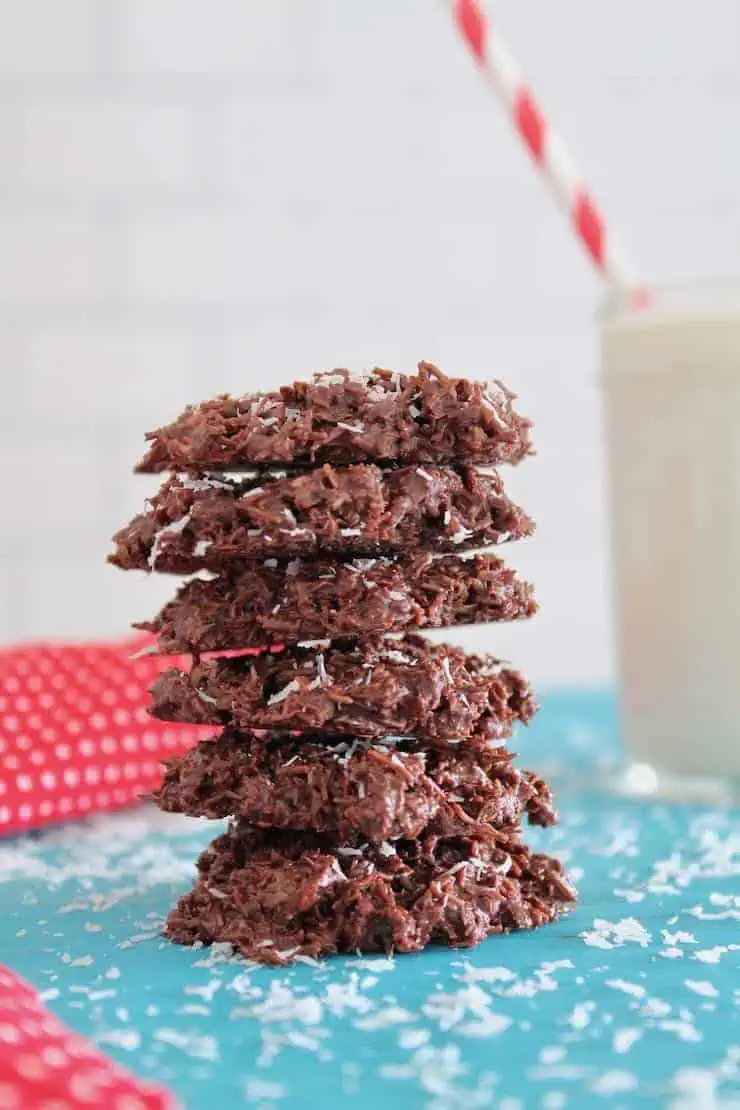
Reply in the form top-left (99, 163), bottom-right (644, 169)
top-left (602, 283), bottom-right (740, 785)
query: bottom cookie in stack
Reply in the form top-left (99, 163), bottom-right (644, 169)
top-left (164, 824), bottom-right (576, 965)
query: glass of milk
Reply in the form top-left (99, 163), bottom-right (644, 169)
top-left (601, 281), bottom-right (740, 800)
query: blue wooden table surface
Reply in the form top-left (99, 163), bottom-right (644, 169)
top-left (2, 692), bottom-right (739, 1109)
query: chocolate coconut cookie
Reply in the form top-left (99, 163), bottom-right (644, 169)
top-left (149, 634), bottom-right (536, 744)
top-left (164, 824), bottom-right (576, 964)
top-left (138, 552), bottom-right (536, 654)
top-left (155, 729), bottom-right (556, 840)
top-left (137, 362), bottom-right (532, 473)
top-left (110, 463), bottom-right (533, 574)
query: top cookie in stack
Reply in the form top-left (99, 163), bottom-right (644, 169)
top-left (110, 362), bottom-right (575, 964)
top-left (134, 361), bottom-right (532, 472)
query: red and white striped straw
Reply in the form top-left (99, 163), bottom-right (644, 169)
top-left (451, 0), bottom-right (636, 289)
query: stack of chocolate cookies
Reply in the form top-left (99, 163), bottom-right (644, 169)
top-left (110, 362), bottom-right (575, 964)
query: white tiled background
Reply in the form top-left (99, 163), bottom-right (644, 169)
top-left (2, 0), bottom-right (739, 686)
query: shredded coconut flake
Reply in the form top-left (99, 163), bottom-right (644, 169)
top-left (179, 475), bottom-right (233, 492)
top-left (685, 980), bottom-right (719, 998)
top-left (378, 650), bottom-right (412, 665)
top-left (267, 680), bottom-right (300, 706)
top-left (148, 513), bottom-right (191, 569)
top-left (350, 558), bottom-right (377, 572)
top-left (581, 917), bottom-right (651, 950)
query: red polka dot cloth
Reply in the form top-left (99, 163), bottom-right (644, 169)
top-left (0, 637), bottom-right (208, 837)
top-left (0, 963), bottom-right (178, 1109)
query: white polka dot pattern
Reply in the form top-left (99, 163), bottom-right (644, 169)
top-left (0, 637), bottom-right (208, 836)
top-left (0, 965), bottom-right (178, 1108)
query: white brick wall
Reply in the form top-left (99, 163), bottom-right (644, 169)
top-left (23, 324), bottom-right (200, 428)
top-left (0, 212), bottom-right (105, 304)
top-left (23, 99), bottom-right (200, 193)
top-left (3, 0), bottom-right (740, 686)
top-left (0, 1), bottom-right (100, 75)
top-left (123, 209), bottom-right (326, 305)
top-left (112, 0), bottom-right (304, 76)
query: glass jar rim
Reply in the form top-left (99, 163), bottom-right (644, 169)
top-left (600, 277), bottom-right (740, 324)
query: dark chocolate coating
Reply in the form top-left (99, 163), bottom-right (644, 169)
top-left (138, 552), bottom-right (536, 653)
top-left (149, 634), bottom-right (537, 744)
top-left (155, 729), bottom-right (556, 840)
top-left (109, 463), bottom-right (533, 574)
top-left (164, 823), bottom-right (576, 964)
top-left (137, 362), bottom-right (532, 473)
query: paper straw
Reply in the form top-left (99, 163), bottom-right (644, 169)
top-left (450, 0), bottom-right (637, 289)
